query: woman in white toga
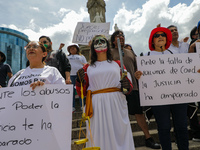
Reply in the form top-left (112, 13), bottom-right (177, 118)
top-left (76, 35), bottom-right (135, 150)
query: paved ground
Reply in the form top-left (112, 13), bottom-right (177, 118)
top-left (135, 140), bottom-right (200, 150)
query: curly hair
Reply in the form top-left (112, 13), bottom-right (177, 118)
top-left (90, 35), bottom-right (113, 66)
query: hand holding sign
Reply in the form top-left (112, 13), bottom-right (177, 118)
top-left (30, 81), bottom-right (44, 90)
top-left (134, 71), bottom-right (143, 80)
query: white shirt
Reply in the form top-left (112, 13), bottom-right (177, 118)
top-left (8, 66), bottom-right (65, 87)
top-left (67, 54), bottom-right (87, 75)
top-left (144, 49), bottom-right (179, 56)
top-left (168, 41), bottom-right (189, 54)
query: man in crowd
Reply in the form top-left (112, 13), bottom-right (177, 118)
top-left (167, 25), bottom-right (189, 53)
top-left (110, 30), bottom-right (161, 149)
top-left (39, 36), bottom-right (71, 84)
top-left (168, 24), bottom-right (200, 142)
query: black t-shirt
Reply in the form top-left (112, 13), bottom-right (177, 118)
top-left (0, 63), bottom-right (12, 87)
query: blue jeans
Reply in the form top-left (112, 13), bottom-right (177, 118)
top-left (71, 75), bottom-right (84, 108)
top-left (152, 104), bottom-right (188, 150)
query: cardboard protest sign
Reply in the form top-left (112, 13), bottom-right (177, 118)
top-left (72, 22), bottom-right (110, 45)
top-left (137, 53), bottom-right (200, 106)
top-left (0, 84), bottom-right (73, 150)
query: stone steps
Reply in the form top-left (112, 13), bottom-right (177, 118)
top-left (71, 132), bottom-right (200, 150)
top-left (72, 113), bottom-right (158, 131)
top-left (71, 141), bottom-right (200, 150)
top-left (71, 98), bottom-right (200, 150)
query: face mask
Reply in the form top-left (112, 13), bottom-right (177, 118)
top-left (94, 37), bottom-right (107, 53)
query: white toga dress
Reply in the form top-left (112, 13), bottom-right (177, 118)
top-left (85, 60), bottom-right (135, 150)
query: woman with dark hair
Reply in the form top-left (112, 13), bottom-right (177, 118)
top-left (90, 35), bottom-right (113, 65)
top-left (135, 27), bottom-right (189, 150)
top-left (8, 41), bottom-right (65, 89)
top-left (76, 35), bottom-right (135, 150)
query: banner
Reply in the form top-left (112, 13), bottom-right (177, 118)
top-left (137, 53), bottom-right (200, 106)
top-left (0, 84), bottom-right (73, 150)
top-left (72, 22), bottom-right (110, 45)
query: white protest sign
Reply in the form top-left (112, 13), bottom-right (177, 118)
top-left (72, 22), bottom-right (110, 45)
top-left (0, 84), bottom-right (73, 150)
top-left (137, 53), bottom-right (200, 106)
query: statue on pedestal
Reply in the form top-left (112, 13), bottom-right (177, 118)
top-left (114, 23), bottom-right (119, 31)
top-left (87, 0), bottom-right (106, 23)
top-left (93, 12), bottom-right (103, 23)
top-left (81, 0), bottom-right (106, 61)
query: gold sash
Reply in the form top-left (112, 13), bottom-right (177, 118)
top-left (85, 87), bottom-right (121, 118)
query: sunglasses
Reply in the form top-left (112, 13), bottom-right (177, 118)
top-left (41, 41), bottom-right (48, 44)
top-left (153, 33), bottom-right (166, 38)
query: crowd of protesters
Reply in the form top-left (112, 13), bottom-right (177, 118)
top-left (1, 21), bottom-right (200, 150)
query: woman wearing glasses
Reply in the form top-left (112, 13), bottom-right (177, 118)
top-left (7, 41), bottom-right (65, 89)
top-left (76, 35), bottom-right (135, 150)
top-left (135, 27), bottom-right (189, 150)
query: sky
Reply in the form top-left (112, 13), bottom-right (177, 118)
top-left (1, 0), bottom-right (200, 55)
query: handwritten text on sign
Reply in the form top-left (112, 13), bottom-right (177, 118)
top-left (137, 53), bottom-right (200, 106)
top-left (72, 22), bottom-right (110, 45)
top-left (0, 84), bottom-right (73, 150)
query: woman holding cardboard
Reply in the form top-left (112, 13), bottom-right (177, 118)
top-left (8, 41), bottom-right (65, 89)
top-left (135, 27), bottom-right (189, 150)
